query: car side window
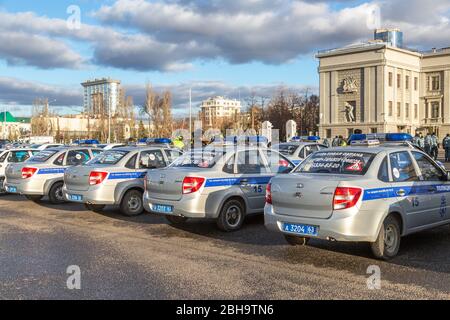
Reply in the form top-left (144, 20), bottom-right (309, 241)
top-left (236, 150), bottom-right (267, 174)
top-left (222, 154), bottom-right (235, 174)
top-left (378, 156), bottom-right (390, 182)
top-left (139, 150), bottom-right (166, 169)
top-left (92, 149), bottom-right (103, 157)
top-left (412, 152), bottom-right (444, 181)
top-left (125, 154), bottom-right (137, 169)
top-left (67, 150), bottom-right (90, 166)
top-left (389, 151), bottom-right (418, 182)
top-left (8, 151), bottom-right (31, 163)
top-left (300, 145), bottom-right (319, 158)
top-left (164, 149), bottom-right (182, 163)
top-left (53, 153), bottom-right (65, 166)
top-left (0, 152), bottom-right (9, 163)
top-left (263, 150), bottom-right (294, 174)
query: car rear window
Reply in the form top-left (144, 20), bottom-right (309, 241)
top-left (295, 151), bottom-right (376, 175)
top-left (170, 151), bottom-right (223, 168)
top-left (275, 144), bottom-right (298, 156)
top-left (88, 150), bottom-right (129, 165)
top-left (28, 150), bottom-right (58, 163)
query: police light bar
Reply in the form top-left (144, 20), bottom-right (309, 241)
top-left (350, 140), bottom-right (380, 146)
top-left (139, 138), bottom-right (172, 145)
top-left (349, 133), bottom-right (413, 143)
top-left (290, 136), bottom-right (320, 142)
top-left (74, 139), bottom-right (100, 145)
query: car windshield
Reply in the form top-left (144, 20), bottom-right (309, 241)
top-left (275, 144), bottom-right (298, 156)
top-left (295, 151), bottom-right (376, 175)
top-left (28, 150), bottom-right (58, 163)
top-left (88, 150), bottom-right (129, 165)
top-left (170, 151), bottom-right (223, 168)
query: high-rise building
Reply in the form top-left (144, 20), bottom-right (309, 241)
top-left (374, 28), bottom-right (403, 48)
top-left (200, 96), bottom-right (241, 129)
top-left (81, 78), bottom-right (121, 116)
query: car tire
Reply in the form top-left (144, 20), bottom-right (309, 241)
top-left (370, 215), bottom-right (401, 260)
top-left (165, 215), bottom-right (188, 224)
top-left (120, 190), bottom-right (144, 217)
top-left (85, 203), bottom-right (106, 213)
top-left (217, 199), bottom-right (245, 232)
top-left (284, 235), bottom-right (310, 246)
top-left (25, 195), bottom-right (43, 202)
top-left (48, 182), bottom-right (65, 204)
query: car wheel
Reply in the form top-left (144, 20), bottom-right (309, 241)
top-left (217, 199), bottom-right (245, 232)
top-left (284, 235), bottom-right (310, 246)
top-left (120, 190), bottom-right (144, 217)
top-left (25, 195), bottom-right (43, 202)
top-left (85, 203), bottom-right (106, 213)
top-left (370, 215), bottom-right (401, 260)
top-left (165, 215), bottom-right (188, 224)
top-left (48, 182), bottom-right (65, 204)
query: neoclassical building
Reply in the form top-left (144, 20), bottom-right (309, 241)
top-left (317, 32), bottom-right (450, 139)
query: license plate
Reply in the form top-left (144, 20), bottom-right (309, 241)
top-left (69, 194), bottom-right (83, 202)
top-left (283, 223), bottom-right (319, 236)
top-left (7, 186), bottom-right (17, 193)
top-left (151, 204), bottom-right (173, 214)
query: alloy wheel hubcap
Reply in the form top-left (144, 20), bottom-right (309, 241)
top-left (128, 196), bottom-right (141, 211)
top-left (225, 205), bottom-right (241, 228)
top-left (384, 225), bottom-right (397, 253)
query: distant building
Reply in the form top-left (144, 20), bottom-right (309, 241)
top-left (317, 29), bottom-right (450, 139)
top-left (200, 96), bottom-right (241, 129)
top-left (81, 78), bottom-right (121, 116)
top-left (374, 28), bottom-right (403, 48)
top-left (0, 112), bottom-right (31, 139)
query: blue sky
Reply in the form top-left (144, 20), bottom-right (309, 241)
top-left (0, 0), bottom-right (449, 117)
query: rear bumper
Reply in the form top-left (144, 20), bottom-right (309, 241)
top-left (143, 191), bottom-right (210, 218)
top-left (63, 184), bottom-right (116, 205)
top-left (264, 204), bottom-right (384, 242)
top-left (5, 178), bottom-right (45, 196)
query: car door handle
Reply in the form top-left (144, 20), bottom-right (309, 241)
top-left (397, 189), bottom-right (406, 197)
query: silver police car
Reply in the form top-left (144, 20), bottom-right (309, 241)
top-left (265, 141), bottom-right (450, 259)
top-left (144, 146), bottom-right (295, 231)
top-left (273, 140), bottom-right (328, 165)
top-left (5, 147), bottom-right (102, 204)
top-left (63, 147), bottom-right (183, 216)
top-left (0, 149), bottom-right (38, 192)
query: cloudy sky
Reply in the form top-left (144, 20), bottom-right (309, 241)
top-left (0, 0), bottom-right (449, 117)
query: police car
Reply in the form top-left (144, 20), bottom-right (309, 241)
top-left (4, 147), bottom-right (102, 204)
top-left (143, 145), bottom-right (295, 231)
top-left (29, 143), bottom-right (64, 151)
top-left (0, 148), bottom-right (38, 192)
top-left (63, 146), bottom-right (183, 216)
top-left (272, 136), bottom-right (328, 165)
top-left (265, 135), bottom-right (450, 260)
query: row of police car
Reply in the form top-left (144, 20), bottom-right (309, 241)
top-left (2, 134), bottom-right (450, 260)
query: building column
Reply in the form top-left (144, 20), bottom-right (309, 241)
top-left (376, 66), bottom-right (384, 124)
top-left (330, 71), bottom-right (339, 124)
top-left (444, 70), bottom-right (450, 123)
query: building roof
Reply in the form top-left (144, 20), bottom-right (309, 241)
top-left (0, 111), bottom-right (17, 123)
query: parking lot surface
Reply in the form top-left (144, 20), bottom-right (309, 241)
top-left (1, 194), bottom-right (450, 300)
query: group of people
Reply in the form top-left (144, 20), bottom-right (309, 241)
top-left (412, 132), bottom-right (450, 162)
top-left (323, 136), bottom-right (348, 148)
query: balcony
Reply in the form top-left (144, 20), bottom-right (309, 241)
top-left (422, 118), bottom-right (443, 125)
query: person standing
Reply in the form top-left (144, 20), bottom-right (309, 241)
top-left (424, 133), bottom-right (432, 157)
top-left (431, 132), bottom-right (439, 160)
top-left (323, 138), bottom-right (330, 148)
top-left (412, 133), bottom-right (420, 146)
top-left (418, 133), bottom-right (425, 149)
top-left (443, 134), bottom-right (450, 162)
top-left (332, 136), bottom-right (339, 147)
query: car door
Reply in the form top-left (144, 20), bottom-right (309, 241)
top-left (411, 151), bottom-right (450, 224)
top-left (388, 151), bottom-right (433, 230)
top-left (235, 149), bottom-right (270, 210)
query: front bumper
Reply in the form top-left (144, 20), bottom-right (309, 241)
top-left (63, 185), bottom-right (116, 205)
top-left (264, 204), bottom-right (383, 242)
top-left (143, 191), bottom-right (211, 219)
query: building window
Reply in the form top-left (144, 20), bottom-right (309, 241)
top-left (397, 102), bottom-right (401, 117)
top-left (405, 76), bottom-right (410, 90)
top-left (347, 128), bottom-right (354, 137)
top-left (414, 104), bottom-right (418, 119)
top-left (405, 103), bottom-right (410, 118)
top-left (388, 72), bottom-right (393, 87)
top-left (326, 129), bottom-right (332, 139)
top-left (370, 128), bottom-right (378, 134)
top-left (431, 102), bottom-right (440, 118)
top-left (397, 74), bottom-right (401, 88)
top-left (431, 76), bottom-right (440, 91)
top-left (414, 77), bottom-right (418, 91)
top-left (388, 101), bottom-right (393, 116)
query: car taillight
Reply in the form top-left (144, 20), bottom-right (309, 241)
top-left (182, 177), bottom-right (205, 194)
top-left (22, 167), bottom-right (37, 179)
top-left (265, 183), bottom-right (272, 204)
top-left (89, 171), bottom-right (108, 186)
top-left (279, 159), bottom-right (290, 167)
top-left (333, 187), bottom-right (362, 210)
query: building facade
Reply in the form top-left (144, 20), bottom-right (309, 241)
top-left (200, 96), bottom-right (241, 129)
top-left (81, 78), bottom-right (121, 116)
top-left (317, 34), bottom-right (450, 139)
top-left (0, 112), bottom-right (31, 139)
